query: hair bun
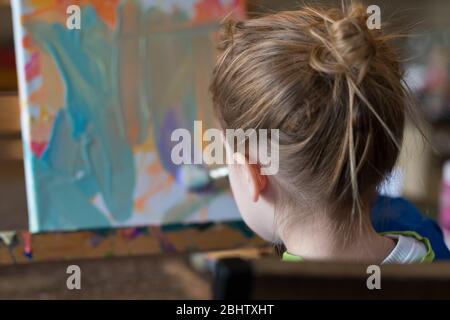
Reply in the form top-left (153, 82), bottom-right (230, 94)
top-left (331, 16), bottom-right (375, 68)
top-left (309, 5), bottom-right (376, 82)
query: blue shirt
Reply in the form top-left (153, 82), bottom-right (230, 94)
top-left (371, 195), bottom-right (450, 260)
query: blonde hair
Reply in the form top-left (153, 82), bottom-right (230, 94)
top-left (210, 3), bottom-right (410, 240)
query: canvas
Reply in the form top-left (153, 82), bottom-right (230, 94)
top-left (12, 0), bottom-right (245, 232)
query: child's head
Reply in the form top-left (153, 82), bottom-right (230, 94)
top-left (210, 3), bottom-right (409, 243)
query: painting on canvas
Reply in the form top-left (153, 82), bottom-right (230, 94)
top-left (12, 0), bottom-right (245, 232)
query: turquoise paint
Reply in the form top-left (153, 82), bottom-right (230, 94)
top-left (27, 6), bottom-right (139, 231)
top-left (19, 2), bottom-right (243, 232)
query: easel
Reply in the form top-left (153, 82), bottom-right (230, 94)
top-left (0, 94), bottom-right (267, 266)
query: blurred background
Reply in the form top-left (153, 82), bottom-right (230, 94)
top-left (1, 0), bottom-right (450, 299)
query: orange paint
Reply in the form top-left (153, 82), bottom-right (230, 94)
top-left (193, 0), bottom-right (246, 24)
top-left (134, 172), bottom-right (174, 213)
top-left (28, 87), bottom-right (43, 105)
top-left (25, 0), bottom-right (119, 29)
top-left (22, 35), bottom-right (35, 49)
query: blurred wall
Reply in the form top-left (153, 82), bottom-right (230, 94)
top-left (250, 0), bottom-right (450, 28)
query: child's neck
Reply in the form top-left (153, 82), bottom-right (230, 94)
top-left (281, 215), bottom-right (396, 263)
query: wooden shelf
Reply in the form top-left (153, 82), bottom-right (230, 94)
top-left (0, 93), bottom-right (20, 132)
top-left (0, 93), bottom-right (22, 160)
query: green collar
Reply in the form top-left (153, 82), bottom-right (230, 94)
top-left (379, 231), bottom-right (435, 263)
top-left (282, 251), bottom-right (304, 262)
top-left (282, 231), bottom-right (435, 263)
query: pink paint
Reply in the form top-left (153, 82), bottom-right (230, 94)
top-left (439, 161), bottom-right (450, 230)
top-left (21, 231), bottom-right (32, 259)
top-left (30, 141), bottom-right (47, 158)
top-left (25, 52), bottom-right (40, 81)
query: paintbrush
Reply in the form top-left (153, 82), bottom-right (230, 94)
top-left (177, 165), bottom-right (229, 191)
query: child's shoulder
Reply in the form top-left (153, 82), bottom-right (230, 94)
top-left (371, 195), bottom-right (450, 260)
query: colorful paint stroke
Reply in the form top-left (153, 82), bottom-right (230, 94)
top-left (12, 0), bottom-right (245, 232)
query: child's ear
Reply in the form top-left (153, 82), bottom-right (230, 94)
top-left (233, 153), bottom-right (267, 202)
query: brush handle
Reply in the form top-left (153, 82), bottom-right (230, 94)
top-left (209, 167), bottom-right (229, 180)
